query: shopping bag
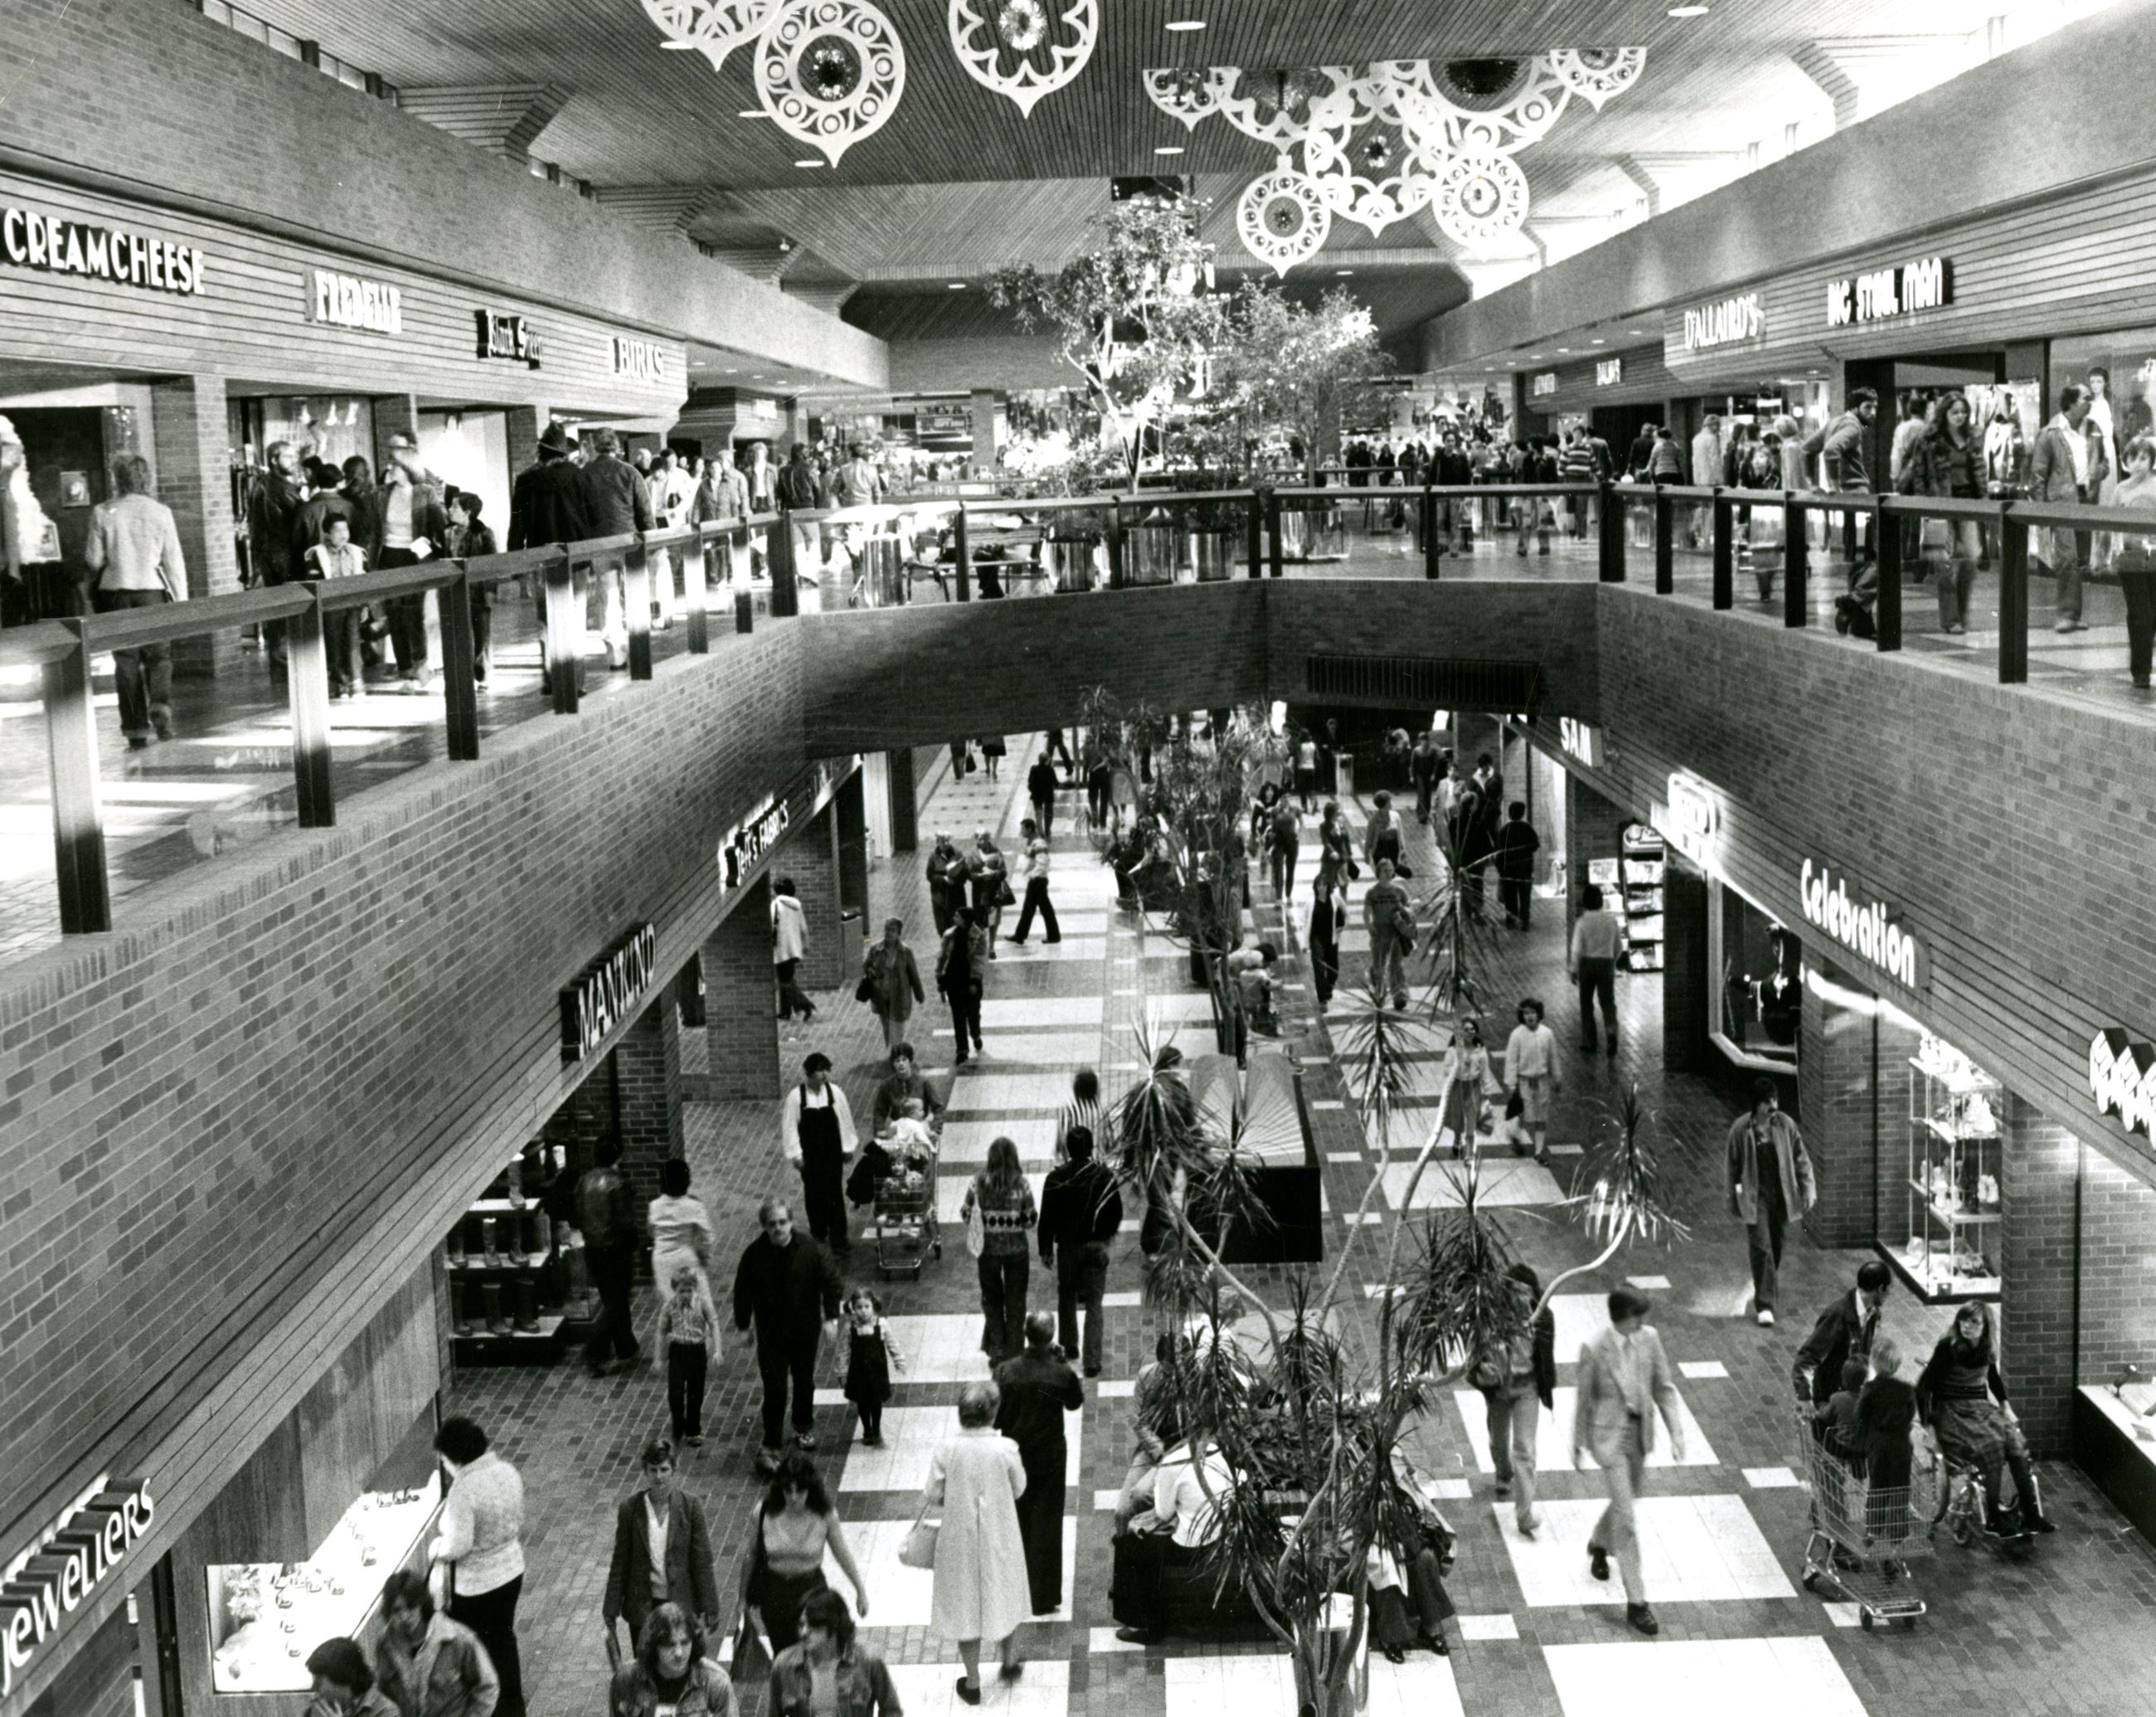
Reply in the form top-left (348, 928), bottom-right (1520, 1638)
top-left (899, 1515), bottom-right (940, 1569)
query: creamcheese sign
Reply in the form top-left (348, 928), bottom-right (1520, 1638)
top-left (1, 1477), bottom-right (156, 1700)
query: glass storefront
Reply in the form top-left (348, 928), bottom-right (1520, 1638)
top-left (2048, 326), bottom-right (2156, 492)
top-left (1708, 877), bottom-right (1799, 1069)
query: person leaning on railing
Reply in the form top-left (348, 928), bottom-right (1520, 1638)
top-left (2107, 431), bottom-right (2156, 688)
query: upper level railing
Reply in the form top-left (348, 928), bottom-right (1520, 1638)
top-left (3, 474), bottom-right (2141, 944)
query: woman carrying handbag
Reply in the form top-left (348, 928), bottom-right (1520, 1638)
top-left (920, 1383), bottom-right (1028, 1705)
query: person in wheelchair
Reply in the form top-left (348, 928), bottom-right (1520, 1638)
top-left (1915, 1303), bottom-right (2056, 1538)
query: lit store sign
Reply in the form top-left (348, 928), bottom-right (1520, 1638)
top-left (1655, 770), bottom-right (1721, 867)
top-left (1595, 358), bottom-right (1623, 387)
top-left (1558, 717), bottom-right (1602, 767)
top-left (1, 1477), bottom-right (156, 1699)
top-left (560, 922), bottom-right (658, 1063)
top-left (1798, 858), bottom-right (1925, 990)
top-left (611, 334), bottom-right (668, 382)
top-left (2090, 1028), bottom-right (2156, 1137)
top-left (1682, 292), bottom-right (1763, 352)
top-left (718, 793), bottom-right (792, 894)
top-left (1827, 256), bottom-right (1950, 328)
top-left (1, 207), bottom-right (205, 295)
top-left (309, 268), bottom-right (403, 336)
top-left (1531, 372), bottom-right (1558, 398)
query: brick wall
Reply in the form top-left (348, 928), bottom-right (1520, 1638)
top-left (1662, 855), bottom-right (1712, 1075)
top-left (1564, 770), bottom-right (1630, 936)
top-left (785, 803), bottom-right (845, 993)
top-left (2077, 1151), bottom-right (2156, 1389)
top-left (614, 997), bottom-right (684, 1205)
top-left (2002, 1096), bottom-right (2083, 1456)
top-left (1797, 958), bottom-right (1886, 1248)
top-left (702, 878), bottom-right (783, 1102)
top-left (150, 373), bottom-right (235, 602)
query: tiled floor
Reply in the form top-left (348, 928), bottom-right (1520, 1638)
top-left (446, 732), bottom-right (2156, 1717)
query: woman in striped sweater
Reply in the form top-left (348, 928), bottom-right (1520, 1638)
top-left (960, 1137), bottom-right (1038, 1363)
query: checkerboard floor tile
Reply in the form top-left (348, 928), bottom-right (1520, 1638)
top-left (1449, 1387), bottom-right (1720, 1470)
top-left (1381, 1155), bottom-right (1566, 1209)
top-left (840, 1405), bottom-right (1080, 1491)
top-left (879, 1314), bottom-right (997, 1383)
top-left (1163, 1656), bottom-right (1296, 1712)
top-left (845, 1515), bottom-right (1078, 1627)
top-left (887, 1658), bottom-right (1071, 1715)
top-left (1542, 1637), bottom-right (1867, 1717)
top-left (1494, 1496), bottom-right (1795, 1605)
top-left (939, 1116), bottom-right (1056, 1165)
top-left (945, 1073), bottom-right (1084, 1112)
top-left (934, 1031), bottom-right (1105, 1064)
top-left (1367, 1651), bottom-right (1467, 1717)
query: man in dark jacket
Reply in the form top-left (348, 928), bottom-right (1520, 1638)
top-left (576, 1138), bottom-right (641, 1376)
top-left (577, 430), bottom-right (652, 671)
top-left (1793, 1259), bottom-right (1890, 1404)
top-left (1493, 800), bottom-right (1542, 929)
top-left (375, 433), bottom-right (450, 693)
top-left (1037, 1126), bottom-right (1124, 1376)
top-left (732, 1199), bottom-right (843, 1472)
top-left (508, 421), bottom-right (592, 693)
top-left (246, 440), bottom-right (307, 671)
top-left (1027, 752), bottom-right (1060, 839)
top-left (601, 1437), bottom-right (721, 1662)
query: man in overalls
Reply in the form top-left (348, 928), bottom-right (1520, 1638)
top-left (781, 1051), bottom-right (858, 1256)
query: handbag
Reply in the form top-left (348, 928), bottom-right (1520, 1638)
top-left (1503, 1089), bottom-right (1524, 1121)
top-left (964, 1193), bottom-right (987, 1259)
top-left (854, 973), bottom-right (876, 1004)
top-left (996, 875), bottom-right (1016, 907)
top-left (898, 1507), bottom-right (940, 1569)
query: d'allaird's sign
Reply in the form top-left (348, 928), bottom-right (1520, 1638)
top-left (1682, 292), bottom-right (1764, 353)
top-left (1798, 857), bottom-right (1925, 990)
top-left (560, 922), bottom-right (658, 1063)
top-left (2090, 1028), bottom-right (2156, 1137)
top-left (2, 1476), bottom-right (156, 1699)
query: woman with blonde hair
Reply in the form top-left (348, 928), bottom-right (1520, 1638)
top-left (921, 1382), bottom-right (1028, 1705)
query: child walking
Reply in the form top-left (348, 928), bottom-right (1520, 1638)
top-left (842, 1287), bottom-right (901, 1446)
top-left (659, 1265), bottom-right (721, 1447)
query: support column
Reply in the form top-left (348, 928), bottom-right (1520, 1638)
top-left (1661, 855), bottom-right (1712, 1075)
top-left (1562, 770), bottom-right (1629, 936)
top-left (614, 994), bottom-right (685, 1200)
top-left (785, 801), bottom-right (845, 994)
top-left (969, 389), bottom-right (1001, 477)
top-left (148, 376), bottom-right (238, 674)
top-left (836, 769), bottom-right (870, 912)
top-left (1998, 1097), bottom-right (2081, 1457)
top-left (371, 392), bottom-right (421, 477)
top-left (1793, 956), bottom-right (1900, 1248)
top-left (505, 405), bottom-right (544, 489)
top-left (886, 747), bottom-right (920, 853)
top-left (702, 882), bottom-right (783, 1100)
top-left (2073, 1148), bottom-right (2156, 1390)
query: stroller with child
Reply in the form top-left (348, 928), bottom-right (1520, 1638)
top-left (850, 1115), bottom-right (942, 1279)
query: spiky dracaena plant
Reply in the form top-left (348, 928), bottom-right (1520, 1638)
top-left (1532, 1082), bottom-right (1691, 1321)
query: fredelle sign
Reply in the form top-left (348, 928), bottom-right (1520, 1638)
top-left (2090, 1028), bottom-right (2156, 1137)
top-left (1798, 858), bottom-right (1925, 990)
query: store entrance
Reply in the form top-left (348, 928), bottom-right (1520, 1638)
top-left (1592, 403), bottom-right (1658, 469)
top-left (0, 403), bottom-right (113, 621)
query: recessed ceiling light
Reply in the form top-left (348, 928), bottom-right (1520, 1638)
top-left (738, 108), bottom-right (769, 119)
top-left (1556, 347), bottom-right (1570, 353)
top-left (1668, 3), bottom-right (1708, 14)
top-left (1165, 17), bottom-right (1205, 31)
top-left (1155, 146), bottom-right (1185, 156)
top-left (1335, 269), bottom-right (1353, 276)
top-left (948, 281), bottom-right (965, 289)
top-left (794, 158), bottom-right (823, 168)
top-left (1591, 338), bottom-right (1606, 345)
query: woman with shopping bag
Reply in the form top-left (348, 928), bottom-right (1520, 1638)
top-left (914, 1383), bottom-right (1028, 1705)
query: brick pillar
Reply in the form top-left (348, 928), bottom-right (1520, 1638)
top-left (614, 994), bottom-right (684, 1200)
top-left (677, 953), bottom-right (705, 1029)
top-left (1662, 855), bottom-right (1711, 1074)
top-left (1795, 957), bottom-right (1885, 1248)
top-left (887, 747), bottom-right (920, 852)
top-left (505, 405), bottom-right (543, 485)
top-left (969, 389), bottom-right (1000, 475)
top-left (148, 375), bottom-right (237, 676)
top-left (1564, 770), bottom-right (1629, 936)
top-left (703, 880), bottom-right (782, 1099)
top-left (836, 769), bottom-right (870, 912)
top-left (783, 801), bottom-right (845, 993)
top-left (2076, 1150), bottom-right (2156, 1388)
top-left (2000, 1096), bottom-right (2081, 1457)
top-left (541, 1060), bottom-right (617, 1180)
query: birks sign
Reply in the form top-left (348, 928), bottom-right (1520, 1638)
top-left (1, 207), bottom-right (206, 296)
top-left (1798, 858), bottom-right (1925, 990)
top-left (1, 1477), bottom-right (156, 1700)
top-left (2089, 1028), bottom-right (2156, 1137)
top-left (610, 334), bottom-right (668, 382)
top-left (1682, 292), bottom-right (1763, 352)
top-left (1827, 256), bottom-right (1951, 328)
top-left (560, 922), bottom-right (658, 1063)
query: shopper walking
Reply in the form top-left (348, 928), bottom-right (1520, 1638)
top-left (925, 829), bottom-right (968, 935)
top-left (1473, 1263), bottom-right (1556, 1538)
top-left (507, 421), bottom-right (592, 696)
top-left (1008, 817), bottom-right (1061, 946)
top-left (428, 1418), bottom-right (526, 1717)
top-left (731, 1200), bottom-right (843, 1471)
top-left (1309, 873), bottom-right (1346, 1008)
top-left (1572, 1287), bottom-right (1687, 1637)
top-left (1793, 1260), bottom-right (1891, 1408)
top-left (302, 1638), bottom-right (401, 1717)
top-left (82, 454), bottom-right (187, 748)
top-left (579, 429), bottom-right (653, 668)
top-left (771, 878), bottom-right (818, 1025)
top-left (1027, 749), bottom-right (1059, 839)
top-left (1724, 1078), bottom-right (1816, 1326)
top-left (577, 1138), bottom-right (642, 1375)
top-left (1567, 884), bottom-right (1621, 1057)
top-left (780, 1052), bottom-right (858, 1255)
top-left (376, 435), bottom-right (449, 693)
top-left (605, 1604), bottom-right (733, 1717)
top-left (2110, 434), bottom-right (2156, 687)
top-left (1502, 1000), bottom-right (1559, 1164)
top-left (1410, 731), bottom-right (1445, 824)
top-left (923, 1383), bottom-right (1029, 1705)
top-left (659, 1267), bottom-right (721, 1447)
top-left (2031, 383), bottom-right (2103, 633)
top-left (603, 1438), bottom-right (722, 1664)
top-left (871, 1041), bottom-right (945, 1127)
top-left (993, 1312), bottom-right (1085, 1615)
top-left (968, 829), bottom-right (1011, 946)
top-left (1037, 1126), bottom-right (1122, 1376)
top-left (861, 918), bottom-right (925, 1053)
top-left (741, 1453), bottom-right (870, 1652)
top-left (373, 1570), bottom-right (499, 1717)
top-left (1493, 801), bottom-right (1541, 929)
top-left (1906, 393), bottom-right (1985, 634)
top-left (938, 906), bottom-right (988, 1065)
top-left (1363, 857), bottom-right (1415, 1009)
top-left (648, 1157), bottom-right (713, 1299)
top-left (960, 1136), bottom-right (1037, 1363)
top-left (768, 1592), bottom-right (898, 1717)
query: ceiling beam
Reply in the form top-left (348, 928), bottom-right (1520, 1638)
top-left (589, 183), bottom-right (720, 233)
top-left (396, 83), bottom-right (567, 162)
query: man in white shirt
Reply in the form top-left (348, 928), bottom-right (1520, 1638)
top-left (2029, 384), bottom-right (2103, 631)
top-left (1111, 1437), bottom-right (1236, 1642)
top-left (1567, 883), bottom-right (1624, 1058)
top-left (1688, 415), bottom-right (1721, 547)
top-left (1007, 817), bottom-right (1061, 946)
top-left (780, 1051), bottom-right (859, 1255)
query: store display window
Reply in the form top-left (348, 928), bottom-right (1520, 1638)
top-left (229, 395), bottom-right (376, 476)
top-left (2048, 328), bottom-right (2156, 485)
top-left (206, 1473), bottom-right (439, 1693)
top-left (1707, 878), bottom-right (1799, 1069)
top-left (1619, 823), bottom-right (1663, 971)
top-left (1892, 1029), bottom-right (2003, 1302)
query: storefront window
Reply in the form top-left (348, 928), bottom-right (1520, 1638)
top-left (1708, 877), bottom-right (1799, 1069)
top-left (228, 395), bottom-right (376, 476)
top-left (2049, 328), bottom-right (2156, 486)
top-left (1894, 1029), bottom-right (2003, 1301)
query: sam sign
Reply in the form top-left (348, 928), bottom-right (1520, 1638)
top-left (1827, 256), bottom-right (1950, 328)
top-left (1, 1477), bottom-right (156, 1700)
top-left (1798, 858), bottom-right (1925, 990)
top-left (2090, 1028), bottom-right (2156, 1138)
top-left (1558, 717), bottom-right (1602, 767)
top-left (560, 922), bottom-right (658, 1063)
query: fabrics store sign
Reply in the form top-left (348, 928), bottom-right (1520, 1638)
top-left (1682, 292), bottom-right (1764, 353)
top-left (1798, 858), bottom-right (1926, 990)
top-left (1654, 770), bottom-right (1722, 868)
top-left (309, 268), bottom-right (403, 336)
top-left (1, 1476), bottom-right (156, 1700)
top-left (1827, 256), bottom-right (1951, 328)
top-left (715, 753), bottom-right (863, 898)
top-left (1, 207), bottom-right (205, 295)
top-left (560, 922), bottom-right (658, 1063)
top-left (2090, 1028), bottom-right (2156, 1137)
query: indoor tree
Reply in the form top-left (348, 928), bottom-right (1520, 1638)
top-left (1213, 284), bottom-right (1391, 480)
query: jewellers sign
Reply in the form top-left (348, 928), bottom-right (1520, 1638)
top-left (1653, 770), bottom-right (1722, 868)
top-left (2090, 1028), bottom-right (2156, 1137)
top-left (1, 1476), bottom-right (156, 1699)
top-left (1, 208), bottom-right (205, 296)
top-left (1827, 256), bottom-right (1950, 328)
top-left (610, 334), bottom-right (668, 382)
top-left (1595, 358), bottom-right (1624, 387)
top-left (560, 922), bottom-right (658, 1063)
top-left (1798, 858), bottom-right (1925, 990)
top-left (1682, 292), bottom-right (1763, 353)
top-left (475, 309), bottom-right (541, 368)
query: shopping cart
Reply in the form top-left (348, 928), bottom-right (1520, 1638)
top-left (1795, 1404), bottom-right (1938, 1630)
top-left (872, 1150), bottom-right (941, 1279)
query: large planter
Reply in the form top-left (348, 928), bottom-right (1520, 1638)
top-left (1044, 534), bottom-right (1100, 591)
top-left (858, 535), bottom-right (909, 607)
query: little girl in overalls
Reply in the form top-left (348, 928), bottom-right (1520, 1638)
top-left (842, 1287), bottom-right (902, 1446)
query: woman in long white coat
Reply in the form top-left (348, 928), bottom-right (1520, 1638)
top-left (925, 1381), bottom-right (1028, 1705)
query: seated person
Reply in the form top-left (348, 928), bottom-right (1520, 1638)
top-left (1114, 1333), bottom-right (1187, 1527)
top-left (1916, 1302), bottom-right (2056, 1537)
top-left (1813, 1358), bottom-right (1867, 1462)
top-left (1110, 1435), bottom-right (1235, 1644)
top-left (1225, 939), bottom-right (1280, 1033)
top-left (1366, 1457), bottom-right (1457, 1661)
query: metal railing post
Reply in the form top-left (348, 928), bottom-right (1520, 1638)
top-left (1421, 486), bottom-right (1440, 580)
top-left (46, 623), bottom-right (109, 933)
top-left (1999, 511), bottom-right (2029, 683)
top-left (1598, 482), bottom-right (1624, 582)
top-left (544, 547), bottom-right (580, 713)
top-left (1875, 502), bottom-right (1903, 653)
top-left (1785, 499), bottom-right (1809, 628)
top-left (1246, 489), bottom-right (1265, 579)
top-left (1107, 500), bottom-right (1126, 589)
top-left (1266, 489), bottom-right (1284, 577)
top-left (624, 537), bottom-right (654, 679)
top-left (1710, 491), bottom-right (1733, 608)
top-left (770, 508), bottom-right (799, 618)
top-left (1652, 491), bottom-right (1674, 595)
top-left (286, 591), bottom-right (335, 827)
top-left (683, 530), bottom-right (710, 654)
top-left (952, 507), bottom-right (973, 601)
top-left (439, 567), bottom-right (480, 758)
